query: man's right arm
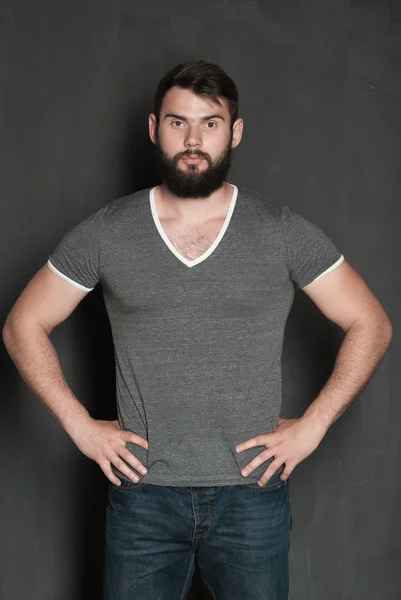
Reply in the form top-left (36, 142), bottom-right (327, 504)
top-left (3, 264), bottom-right (92, 438)
top-left (2, 264), bottom-right (148, 485)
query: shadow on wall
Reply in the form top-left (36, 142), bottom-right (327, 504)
top-left (118, 99), bottom-right (161, 196)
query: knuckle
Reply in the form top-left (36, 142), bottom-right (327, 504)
top-left (104, 450), bottom-right (117, 463)
top-left (117, 435), bottom-right (127, 447)
top-left (111, 433), bottom-right (122, 446)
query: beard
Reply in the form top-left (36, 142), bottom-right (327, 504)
top-left (154, 133), bottom-right (233, 199)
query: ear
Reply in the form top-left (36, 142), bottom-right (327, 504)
top-left (231, 118), bottom-right (244, 149)
top-left (149, 113), bottom-right (158, 145)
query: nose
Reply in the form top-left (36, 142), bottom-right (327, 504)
top-left (184, 124), bottom-right (202, 149)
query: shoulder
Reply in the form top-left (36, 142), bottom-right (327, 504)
top-left (235, 185), bottom-right (286, 222)
top-left (92, 187), bottom-right (152, 238)
top-left (102, 187), bottom-right (151, 221)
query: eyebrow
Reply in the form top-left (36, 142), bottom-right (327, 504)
top-left (164, 113), bottom-right (226, 122)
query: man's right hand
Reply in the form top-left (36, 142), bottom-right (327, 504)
top-left (72, 417), bottom-right (149, 485)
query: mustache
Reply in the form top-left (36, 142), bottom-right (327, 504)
top-left (174, 150), bottom-right (212, 163)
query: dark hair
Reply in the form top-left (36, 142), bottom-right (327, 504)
top-left (153, 60), bottom-right (239, 126)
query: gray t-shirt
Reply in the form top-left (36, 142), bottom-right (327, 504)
top-left (48, 184), bottom-right (344, 486)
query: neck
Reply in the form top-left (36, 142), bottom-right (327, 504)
top-left (156, 182), bottom-right (232, 221)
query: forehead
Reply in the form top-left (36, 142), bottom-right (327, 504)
top-left (160, 86), bottom-right (229, 119)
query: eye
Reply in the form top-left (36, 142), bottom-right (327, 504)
top-left (171, 120), bottom-right (185, 128)
top-left (205, 121), bottom-right (217, 129)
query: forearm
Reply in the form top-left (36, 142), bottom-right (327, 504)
top-left (303, 315), bottom-right (392, 432)
top-left (2, 319), bottom-right (92, 441)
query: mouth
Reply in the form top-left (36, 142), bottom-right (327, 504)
top-left (181, 156), bottom-right (206, 165)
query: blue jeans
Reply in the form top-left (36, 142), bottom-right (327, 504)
top-left (103, 469), bottom-right (292, 600)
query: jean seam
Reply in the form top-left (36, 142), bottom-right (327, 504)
top-left (179, 552), bottom-right (195, 600)
top-left (190, 491), bottom-right (198, 548)
top-left (200, 574), bottom-right (218, 600)
top-left (191, 488), bottom-right (215, 542)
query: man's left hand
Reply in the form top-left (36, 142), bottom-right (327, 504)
top-left (235, 416), bottom-right (327, 486)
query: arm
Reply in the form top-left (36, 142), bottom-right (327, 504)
top-left (3, 264), bottom-right (93, 439)
top-left (300, 259), bottom-right (392, 432)
top-left (2, 265), bottom-right (148, 484)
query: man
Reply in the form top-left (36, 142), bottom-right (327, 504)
top-left (3, 60), bottom-right (392, 600)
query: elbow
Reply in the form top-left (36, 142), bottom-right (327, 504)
top-left (3, 315), bottom-right (49, 347)
top-left (3, 313), bottom-right (25, 348)
top-left (2, 317), bottom-right (12, 339)
top-left (352, 308), bottom-right (393, 348)
top-left (2, 317), bottom-right (17, 347)
top-left (2, 320), bottom-right (14, 352)
top-left (374, 309), bottom-right (393, 348)
top-left (382, 315), bottom-right (393, 345)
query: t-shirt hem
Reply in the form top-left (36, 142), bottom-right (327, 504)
top-left (47, 258), bottom-right (95, 292)
top-left (297, 253), bottom-right (344, 289)
top-left (137, 475), bottom-right (260, 487)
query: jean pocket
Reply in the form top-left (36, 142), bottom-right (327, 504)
top-left (111, 477), bottom-right (147, 492)
top-left (241, 478), bottom-right (287, 492)
top-left (240, 464), bottom-right (286, 491)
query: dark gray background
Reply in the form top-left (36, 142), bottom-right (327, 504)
top-left (1, 1), bottom-right (400, 599)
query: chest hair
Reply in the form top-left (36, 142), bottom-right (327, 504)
top-left (161, 218), bottom-right (225, 261)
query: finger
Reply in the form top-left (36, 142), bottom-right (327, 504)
top-left (258, 458), bottom-right (285, 487)
top-left (100, 459), bottom-right (122, 486)
top-left (280, 463), bottom-right (294, 481)
top-left (236, 433), bottom-right (275, 453)
top-left (240, 449), bottom-right (276, 476)
top-left (109, 453), bottom-right (141, 482)
top-left (119, 448), bottom-right (148, 475)
top-left (123, 431), bottom-right (149, 450)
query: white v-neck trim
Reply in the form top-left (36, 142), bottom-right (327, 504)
top-left (149, 183), bottom-right (238, 268)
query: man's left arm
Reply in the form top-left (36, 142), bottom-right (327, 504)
top-left (236, 259), bottom-right (393, 485)
top-left (301, 258), bottom-right (392, 425)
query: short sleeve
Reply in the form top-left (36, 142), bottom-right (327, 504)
top-left (280, 205), bottom-right (344, 288)
top-left (47, 206), bottom-right (107, 292)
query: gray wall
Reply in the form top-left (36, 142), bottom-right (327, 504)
top-left (1, 1), bottom-right (400, 599)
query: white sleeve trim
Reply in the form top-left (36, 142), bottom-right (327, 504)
top-left (313, 254), bottom-right (345, 282)
top-left (47, 259), bottom-right (94, 292)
